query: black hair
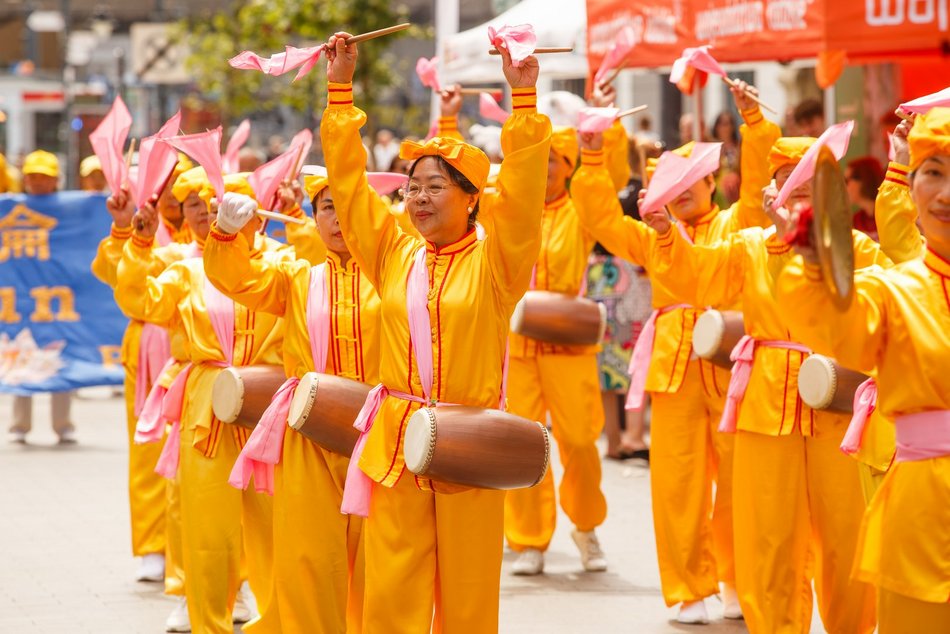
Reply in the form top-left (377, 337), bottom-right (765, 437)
top-left (407, 155), bottom-right (481, 223)
top-left (793, 98), bottom-right (824, 125)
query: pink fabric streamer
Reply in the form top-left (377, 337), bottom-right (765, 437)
top-left (719, 336), bottom-right (810, 433)
top-left (134, 323), bottom-right (171, 417)
top-left (88, 95), bottom-right (133, 194)
top-left (899, 87), bottom-right (950, 115)
top-left (164, 128), bottom-right (226, 201)
top-left (774, 120), bottom-right (854, 209)
top-left (424, 118), bottom-right (439, 141)
top-left (625, 304), bottom-right (691, 410)
top-left (669, 45), bottom-right (728, 86)
top-left (367, 172), bottom-right (409, 196)
top-left (248, 129), bottom-right (312, 209)
top-left (894, 410), bottom-right (950, 462)
top-left (416, 56), bottom-right (441, 92)
top-left (487, 24), bottom-right (537, 67)
top-left (639, 143), bottom-right (722, 215)
top-left (229, 44), bottom-right (324, 82)
top-left (594, 26), bottom-right (636, 85)
top-left (222, 119), bottom-right (251, 174)
top-left (480, 92), bottom-right (511, 124)
top-left (135, 357), bottom-right (177, 444)
top-left (577, 107), bottom-right (620, 134)
top-left (841, 378), bottom-right (877, 455)
top-left (135, 110), bottom-right (182, 208)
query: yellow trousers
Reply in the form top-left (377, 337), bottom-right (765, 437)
top-left (733, 418), bottom-right (876, 634)
top-left (879, 588), bottom-right (950, 633)
top-left (122, 358), bottom-right (167, 556)
top-left (179, 424), bottom-right (274, 634)
top-left (649, 360), bottom-right (734, 606)
top-left (362, 473), bottom-right (505, 634)
top-left (504, 354), bottom-right (606, 551)
top-left (247, 428), bottom-right (364, 634)
top-left (164, 474), bottom-right (186, 596)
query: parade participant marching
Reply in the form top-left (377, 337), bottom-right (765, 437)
top-left (321, 31), bottom-right (550, 633)
top-left (777, 106), bottom-right (950, 633)
top-left (638, 134), bottom-right (884, 632)
top-left (570, 82), bottom-right (777, 623)
top-left (203, 171), bottom-right (380, 634)
top-left (114, 171), bottom-right (285, 634)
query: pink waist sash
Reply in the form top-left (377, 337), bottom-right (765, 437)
top-left (134, 324), bottom-right (171, 417)
top-left (228, 377), bottom-right (299, 494)
top-left (719, 335), bottom-right (811, 433)
top-left (135, 357), bottom-right (178, 444)
top-left (895, 410), bottom-right (950, 463)
top-left (625, 303), bottom-right (692, 411)
top-left (840, 378), bottom-right (878, 455)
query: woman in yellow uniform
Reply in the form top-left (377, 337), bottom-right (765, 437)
top-left (114, 173), bottom-right (283, 634)
top-left (203, 173), bottom-right (380, 634)
top-left (776, 107), bottom-right (950, 633)
top-left (570, 84), bottom-right (777, 623)
top-left (321, 33), bottom-right (550, 633)
top-left (639, 137), bottom-right (883, 633)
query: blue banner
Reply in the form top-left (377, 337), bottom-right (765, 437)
top-left (0, 192), bottom-right (126, 395)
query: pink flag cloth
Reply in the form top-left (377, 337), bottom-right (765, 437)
top-left (899, 87), bottom-right (950, 115)
top-left (424, 118), bottom-right (439, 141)
top-left (229, 44), bottom-right (323, 82)
top-left (577, 107), bottom-right (620, 134)
top-left (625, 304), bottom-right (691, 411)
top-left (774, 120), bottom-right (854, 209)
top-left (894, 410), bottom-right (950, 463)
top-left (164, 127), bottom-right (225, 201)
top-left (248, 129), bottom-right (312, 210)
top-left (841, 378), bottom-right (877, 455)
top-left (480, 92), bottom-right (511, 124)
top-left (669, 45), bottom-right (728, 86)
top-left (487, 24), bottom-right (537, 67)
top-left (639, 143), bottom-right (722, 215)
top-left (88, 95), bottom-right (133, 194)
top-left (594, 26), bottom-right (636, 85)
top-left (222, 119), bottom-right (251, 174)
top-left (134, 357), bottom-right (177, 444)
top-left (134, 324), bottom-right (171, 417)
top-left (367, 172), bottom-right (409, 196)
top-left (416, 56), bottom-right (441, 92)
top-left (134, 110), bottom-right (182, 208)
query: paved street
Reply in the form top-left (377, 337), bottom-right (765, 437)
top-left (0, 391), bottom-right (805, 633)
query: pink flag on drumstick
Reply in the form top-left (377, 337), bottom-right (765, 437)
top-left (248, 129), bottom-right (313, 209)
top-left (229, 44), bottom-right (324, 81)
top-left (367, 172), bottom-right (409, 196)
top-left (163, 127), bottom-right (225, 201)
top-left (222, 119), bottom-right (251, 174)
top-left (487, 24), bottom-right (537, 66)
top-left (899, 87), bottom-right (950, 115)
top-left (577, 107), bottom-right (620, 134)
top-left (88, 95), bottom-right (133, 194)
top-left (594, 26), bottom-right (636, 85)
top-left (479, 92), bottom-right (510, 124)
top-left (416, 57), bottom-right (441, 92)
top-left (639, 143), bottom-right (723, 215)
top-left (774, 120), bottom-right (854, 209)
top-left (134, 110), bottom-right (182, 208)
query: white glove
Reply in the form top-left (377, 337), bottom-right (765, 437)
top-left (215, 192), bottom-right (258, 234)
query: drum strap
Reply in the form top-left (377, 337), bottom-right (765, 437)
top-left (719, 335), bottom-right (811, 433)
top-left (134, 324), bottom-right (172, 418)
top-left (895, 410), bottom-right (950, 462)
top-left (625, 303), bottom-right (691, 411)
top-left (841, 378), bottom-right (877, 456)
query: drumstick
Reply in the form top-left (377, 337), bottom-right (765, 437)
top-left (257, 208), bottom-right (306, 225)
top-left (894, 108), bottom-right (914, 122)
top-left (458, 88), bottom-right (503, 96)
top-left (488, 46), bottom-right (574, 56)
top-left (332, 23), bottom-right (411, 47)
top-left (125, 139), bottom-right (136, 173)
top-left (615, 104), bottom-right (648, 120)
top-left (722, 76), bottom-right (777, 114)
top-left (597, 62), bottom-right (627, 89)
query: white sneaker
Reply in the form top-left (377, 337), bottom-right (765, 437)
top-left (571, 529), bottom-right (607, 572)
top-left (511, 548), bottom-right (544, 576)
top-left (721, 583), bottom-right (743, 619)
top-left (677, 600), bottom-right (710, 625)
top-left (232, 581), bottom-right (259, 624)
top-left (57, 429), bottom-right (77, 445)
top-left (165, 597), bottom-right (190, 632)
top-left (135, 553), bottom-right (165, 582)
top-left (8, 430), bottom-right (26, 444)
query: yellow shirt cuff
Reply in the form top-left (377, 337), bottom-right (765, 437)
top-left (655, 226), bottom-right (675, 247)
top-left (283, 204), bottom-right (304, 219)
top-left (580, 148), bottom-right (605, 167)
top-left (328, 82), bottom-right (354, 109)
top-left (438, 116), bottom-right (459, 131)
top-left (884, 162), bottom-right (910, 188)
top-left (209, 223), bottom-right (238, 242)
top-left (766, 234), bottom-right (792, 255)
top-left (740, 106), bottom-right (764, 126)
top-left (511, 88), bottom-right (537, 113)
top-left (111, 223), bottom-right (133, 240)
top-left (804, 262), bottom-right (823, 282)
top-left (131, 233), bottom-right (154, 250)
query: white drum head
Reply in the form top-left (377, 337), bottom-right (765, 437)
top-left (404, 408), bottom-right (437, 475)
top-left (509, 296), bottom-right (527, 335)
top-left (692, 310), bottom-right (726, 359)
top-left (211, 367), bottom-right (244, 423)
top-left (288, 372), bottom-right (319, 430)
top-left (798, 354), bottom-right (837, 410)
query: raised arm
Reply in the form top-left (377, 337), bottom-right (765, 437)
top-left (651, 224), bottom-right (749, 308)
top-left (115, 234), bottom-right (185, 326)
top-left (876, 120), bottom-right (924, 262)
top-left (729, 82), bottom-right (782, 230)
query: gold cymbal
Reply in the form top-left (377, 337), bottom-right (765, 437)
top-left (812, 145), bottom-right (854, 309)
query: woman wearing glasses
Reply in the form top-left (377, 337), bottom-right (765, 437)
top-left (320, 32), bottom-right (551, 633)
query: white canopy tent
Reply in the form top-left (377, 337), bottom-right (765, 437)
top-left (441, 0), bottom-right (589, 85)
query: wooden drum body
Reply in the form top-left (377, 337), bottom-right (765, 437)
top-left (211, 365), bottom-right (287, 429)
top-left (287, 372), bottom-right (369, 457)
top-left (510, 290), bottom-right (607, 346)
top-left (404, 406), bottom-right (550, 490)
top-left (797, 354), bottom-right (870, 414)
top-left (691, 310), bottom-right (745, 369)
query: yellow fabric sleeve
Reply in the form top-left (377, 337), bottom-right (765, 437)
top-left (115, 236), bottom-right (186, 325)
top-left (653, 225), bottom-right (747, 308)
top-left (875, 162), bottom-right (923, 264)
top-left (733, 108), bottom-right (782, 229)
top-left (437, 116), bottom-right (465, 142)
top-left (602, 121), bottom-right (631, 193)
top-left (91, 224), bottom-right (134, 288)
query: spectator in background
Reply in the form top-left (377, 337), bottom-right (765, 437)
top-left (266, 134), bottom-right (285, 161)
top-left (636, 115), bottom-right (658, 143)
top-left (794, 98), bottom-right (825, 137)
top-left (9, 150), bottom-right (75, 445)
top-left (679, 113), bottom-right (706, 145)
top-left (710, 111), bottom-right (741, 207)
top-left (237, 147), bottom-right (265, 172)
top-left (79, 156), bottom-right (108, 192)
top-left (372, 128), bottom-right (400, 176)
top-left (845, 156), bottom-right (885, 241)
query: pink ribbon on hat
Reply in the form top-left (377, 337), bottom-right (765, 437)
top-left (840, 378), bottom-right (877, 455)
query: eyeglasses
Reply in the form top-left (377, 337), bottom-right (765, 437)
top-left (403, 182), bottom-right (456, 199)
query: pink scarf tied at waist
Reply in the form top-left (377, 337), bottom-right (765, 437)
top-left (228, 264), bottom-right (330, 495)
top-left (134, 324), bottom-right (171, 417)
top-left (895, 410), bottom-right (950, 463)
top-left (719, 335), bottom-right (810, 433)
top-left (625, 304), bottom-right (691, 411)
top-left (840, 378), bottom-right (877, 455)
top-left (135, 357), bottom-right (178, 444)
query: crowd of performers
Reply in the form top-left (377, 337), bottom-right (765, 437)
top-left (90, 31), bottom-right (949, 634)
